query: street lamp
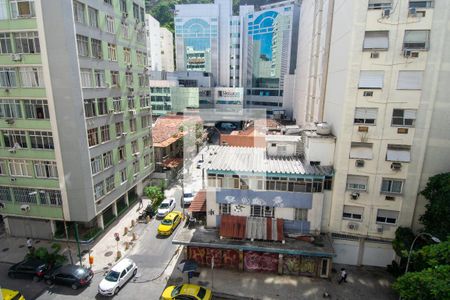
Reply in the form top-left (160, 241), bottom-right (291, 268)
top-left (404, 232), bottom-right (441, 274)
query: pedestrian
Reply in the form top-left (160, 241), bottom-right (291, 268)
top-left (138, 197), bottom-right (143, 210)
top-left (26, 237), bottom-right (34, 253)
top-left (338, 268), bottom-right (347, 284)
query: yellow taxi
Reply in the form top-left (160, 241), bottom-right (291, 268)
top-left (157, 211), bottom-right (182, 236)
top-left (161, 284), bottom-right (212, 300)
top-left (1, 288), bottom-right (25, 300)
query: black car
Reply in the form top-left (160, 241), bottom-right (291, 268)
top-left (45, 265), bottom-right (93, 290)
top-left (8, 259), bottom-right (51, 281)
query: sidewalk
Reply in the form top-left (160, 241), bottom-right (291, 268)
top-left (168, 261), bottom-right (397, 300)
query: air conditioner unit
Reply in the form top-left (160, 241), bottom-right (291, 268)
top-left (20, 204), bottom-right (30, 212)
top-left (370, 52), bottom-right (379, 59)
top-left (8, 148), bottom-right (16, 153)
top-left (127, 64), bottom-right (133, 70)
top-left (108, 108), bottom-right (115, 114)
top-left (11, 53), bottom-right (22, 61)
top-left (129, 109), bottom-right (136, 116)
top-left (391, 162), bottom-right (402, 171)
top-left (382, 9), bottom-right (391, 18)
top-left (0, 202), bottom-right (5, 209)
top-left (355, 160), bottom-right (365, 168)
top-left (4, 88), bottom-right (10, 93)
top-left (5, 118), bottom-right (15, 125)
top-left (351, 192), bottom-right (360, 200)
top-left (133, 152), bottom-right (140, 157)
top-left (122, 12), bottom-right (128, 19)
top-left (10, 177), bottom-right (16, 181)
top-left (348, 223), bottom-right (359, 230)
top-left (408, 7), bottom-right (417, 17)
top-left (121, 132), bottom-right (128, 137)
top-left (377, 225), bottom-right (384, 233)
top-left (128, 87), bottom-right (134, 93)
top-left (403, 49), bottom-right (412, 57)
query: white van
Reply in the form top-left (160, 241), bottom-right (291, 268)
top-left (98, 258), bottom-right (137, 296)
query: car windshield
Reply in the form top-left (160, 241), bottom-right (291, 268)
top-left (171, 285), bottom-right (182, 297)
top-left (105, 270), bottom-right (120, 282)
top-left (184, 193), bottom-right (193, 198)
top-left (161, 219), bottom-right (173, 225)
top-left (159, 203), bottom-right (169, 209)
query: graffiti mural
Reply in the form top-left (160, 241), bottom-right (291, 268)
top-left (222, 249), bottom-right (240, 269)
top-left (205, 248), bottom-right (223, 267)
top-left (283, 255), bottom-right (301, 275)
top-left (188, 247), bottom-right (206, 265)
top-left (299, 257), bottom-right (317, 276)
top-left (244, 251), bottom-right (278, 273)
top-left (187, 247), bottom-right (239, 270)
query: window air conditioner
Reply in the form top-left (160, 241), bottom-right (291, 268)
top-left (129, 109), bottom-right (136, 116)
top-left (348, 223), bottom-right (359, 230)
top-left (351, 192), bottom-right (360, 200)
top-left (403, 49), bottom-right (412, 57)
top-left (20, 204), bottom-right (30, 212)
top-left (370, 52), bottom-right (379, 59)
top-left (408, 7), bottom-right (417, 17)
top-left (133, 152), bottom-right (140, 157)
top-left (377, 225), bottom-right (384, 233)
top-left (391, 162), bottom-right (402, 171)
top-left (122, 12), bottom-right (128, 19)
top-left (355, 160), bottom-right (365, 168)
top-left (11, 53), bottom-right (22, 61)
top-left (382, 9), bottom-right (391, 18)
top-left (121, 132), bottom-right (128, 137)
top-left (127, 64), bottom-right (133, 70)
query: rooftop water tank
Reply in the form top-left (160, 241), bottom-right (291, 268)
top-left (316, 122), bottom-right (332, 135)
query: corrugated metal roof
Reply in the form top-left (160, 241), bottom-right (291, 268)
top-left (206, 146), bottom-right (333, 176)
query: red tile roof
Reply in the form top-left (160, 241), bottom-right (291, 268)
top-left (188, 190), bottom-right (206, 213)
top-left (162, 158), bottom-right (183, 169)
top-left (152, 115), bottom-right (202, 146)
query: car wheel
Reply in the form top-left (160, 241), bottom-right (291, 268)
top-left (8, 272), bottom-right (15, 279)
top-left (71, 283), bottom-right (79, 290)
top-left (133, 268), bottom-right (137, 276)
top-left (114, 287), bottom-right (119, 295)
top-left (33, 275), bottom-right (40, 282)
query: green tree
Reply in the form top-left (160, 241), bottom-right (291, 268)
top-left (145, 185), bottom-right (164, 209)
top-left (392, 227), bottom-right (416, 258)
top-left (419, 172), bottom-right (450, 240)
top-left (27, 243), bottom-right (67, 268)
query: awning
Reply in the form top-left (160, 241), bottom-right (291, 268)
top-left (219, 215), bottom-right (284, 242)
top-left (188, 190), bottom-right (206, 213)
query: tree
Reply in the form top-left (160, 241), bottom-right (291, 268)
top-left (145, 185), bottom-right (164, 209)
top-left (27, 243), bottom-right (67, 268)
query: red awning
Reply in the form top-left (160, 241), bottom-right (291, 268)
top-left (188, 190), bottom-right (206, 213)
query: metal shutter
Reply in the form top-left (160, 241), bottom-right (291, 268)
top-left (355, 108), bottom-right (378, 119)
top-left (397, 71), bottom-right (423, 90)
top-left (350, 143), bottom-right (373, 159)
top-left (377, 209), bottom-right (399, 219)
top-left (404, 109), bottom-right (416, 119)
top-left (363, 31), bottom-right (389, 49)
top-left (359, 71), bottom-right (384, 88)
top-left (344, 205), bottom-right (364, 215)
top-left (386, 147), bottom-right (411, 162)
top-left (347, 175), bottom-right (369, 186)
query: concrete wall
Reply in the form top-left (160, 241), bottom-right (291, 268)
top-left (160, 28), bottom-right (174, 72)
top-left (304, 135), bottom-right (335, 166)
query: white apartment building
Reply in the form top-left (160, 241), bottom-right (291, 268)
top-left (293, 0), bottom-right (450, 267)
top-left (146, 14), bottom-right (162, 71)
top-left (160, 27), bottom-right (174, 72)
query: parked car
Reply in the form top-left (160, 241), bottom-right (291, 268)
top-left (45, 265), bottom-right (93, 290)
top-left (156, 198), bottom-right (176, 218)
top-left (183, 189), bottom-right (195, 206)
top-left (98, 258), bottom-right (137, 296)
top-left (137, 205), bottom-right (155, 222)
top-left (8, 259), bottom-right (52, 281)
top-left (161, 284), bottom-right (212, 300)
top-left (220, 122), bottom-right (237, 131)
top-left (1, 288), bottom-right (25, 300)
top-left (157, 212), bottom-right (183, 236)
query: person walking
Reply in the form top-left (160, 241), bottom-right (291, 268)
top-left (26, 237), bottom-right (34, 253)
top-left (338, 268), bottom-right (347, 284)
top-left (138, 197), bottom-right (144, 210)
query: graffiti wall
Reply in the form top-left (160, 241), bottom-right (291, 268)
top-left (282, 255), bottom-right (317, 277)
top-left (243, 251), bottom-right (279, 273)
top-left (188, 247), bottom-right (239, 270)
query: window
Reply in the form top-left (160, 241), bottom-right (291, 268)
top-left (140, 95), bottom-right (150, 108)
top-left (19, 67), bottom-right (44, 87)
top-left (94, 70), bottom-right (105, 88)
top-left (112, 97), bottom-right (121, 113)
top-left (84, 99), bottom-right (96, 118)
top-left (138, 74), bottom-right (146, 87)
top-left (24, 99), bottom-right (49, 119)
top-left (0, 187), bottom-right (11, 201)
top-left (118, 145), bottom-right (125, 160)
top-left (251, 205), bottom-right (274, 218)
top-left (103, 151), bottom-right (113, 169)
top-left (80, 69), bottom-right (93, 88)
top-left (73, 1), bottom-right (85, 24)
top-left (0, 33), bottom-right (12, 54)
top-left (368, 0), bottom-right (392, 9)
top-left (0, 100), bottom-right (22, 118)
top-left (143, 153), bottom-right (151, 167)
top-left (121, 23), bottom-right (129, 39)
top-left (133, 3), bottom-right (139, 20)
top-left (350, 142), bottom-right (373, 159)
top-left (90, 155), bottom-right (102, 174)
top-left (136, 51), bottom-right (144, 66)
top-left (120, 168), bottom-right (127, 183)
top-left (105, 15), bottom-right (115, 33)
top-left (129, 118), bottom-right (136, 132)
top-left (97, 98), bottom-right (107, 115)
top-left (8, 160), bottom-right (31, 177)
top-left (88, 6), bottom-right (98, 28)
top-left (363, 31), bottom-right (389, 50)
top-left (10, 0), bottom-right (36, 18)
top-left (386, 145), bottom-right (411, 162)
top-left (87, 128), bottom-right (99, 147)
top-left (354, 108), bottom-right (377, 125)
top-left (119, 0), bottom-right (127, 13)
top-left (381, 179), bottom-right (404, 194)
top-left (358, 71), bottom-right (384, 89)
top-left (346, 175), bottom-right (368, 191)
top-left (14, 32), bottom-right (40, 53)
top-left (0, 67), bottom-right (17, 87)
top-left (392, 109), bottom-right (416, 127)
top-left (105, 175), bottom-right (115, 192)
top-left (100, 125), bottom-right (110, 142)
top-left (294, 208), bottom-right (308, 221)
top-left (403, 30), bottom-right (430, 50)
top-left (132, 160), bottom-right (139, 174)
top-left (141, 115), bottom-right (151, 129)
top-left (376, 209), bottom-right (399, 224)
top-left (125, 72), bottom-right (133, 86)
top-left (219, 203), bottom-right (231, 215)
top-left (397, 71), bottom-right (423, 90)
top-left (342, 205), bottom-right (363, 220)
top-left (29, 130), bottom-right (54, 149)
top-left (94, 182), bottom-right (104, 200)
top-left (131, 140), bottom-right (138, 154)
top-left (76, 35), bottom-right (89, 56)
top-left (108, 43), bottom-right (117, 61)
top-left (140, 7), bottom-right (145, 22)
top-left (104, 0), bottom-right (112, 5)
top-left (3, 130), bottom-right (27, 148)
top-left (115, 122), bottom-right (124, 137)
top-left (409, 1), bottom-right (434, 9)
top-left (111, 71), bottom-right (119, 87)
top-left (127, 96), bottom-right (135, 109)
top-left (40, 190), bottom-right (62, 206)
top-left (13, 188), bottom-right (37, 203)
top-left (91, 38), bottom-right (102, 59)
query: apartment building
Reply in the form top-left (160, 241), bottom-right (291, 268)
top-left (0, 0), bottom-right (154, 239)
top-left (160, 27), bottom-right (174, 72)
top-left (150, 79), bottom-right (199, 116)
top-left (145, 14), bottom-right (162, 71)
top-left (293, 0), bottom-right (450, 266)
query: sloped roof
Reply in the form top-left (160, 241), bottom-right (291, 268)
top-left (152, 115), bottom-right (202, 147)
top-left (188, 190), bottom-right (206, 213)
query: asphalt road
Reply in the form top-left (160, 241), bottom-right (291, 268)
top-left (1, 186), bottom-right (184, 300)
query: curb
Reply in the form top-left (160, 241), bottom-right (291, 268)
top-left (213, 292), bottom-right (256, 300)
top-left (0, 261), bottom-right (15, 265)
